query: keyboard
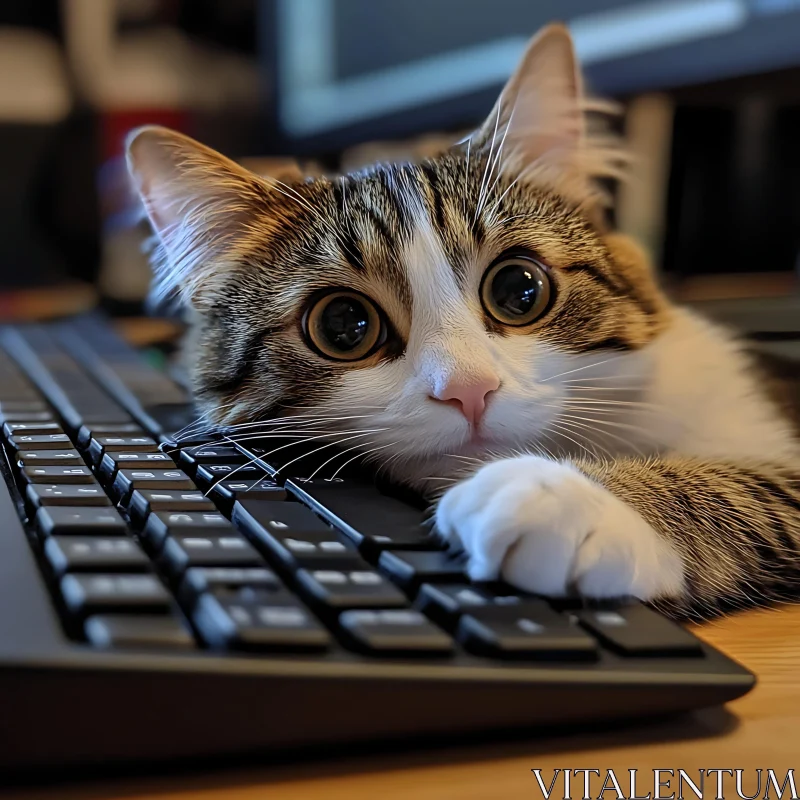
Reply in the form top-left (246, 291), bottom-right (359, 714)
top-left (0, 314), bottom-right (754, 770)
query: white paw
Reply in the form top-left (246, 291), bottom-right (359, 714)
top-left (436, 455), bottom-right (684, 601)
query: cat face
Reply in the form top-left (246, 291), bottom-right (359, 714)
top-left (127, 24), bottom-right (669, 485)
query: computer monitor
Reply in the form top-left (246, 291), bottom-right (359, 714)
top-left (264, 0), bottom-right (800, 153)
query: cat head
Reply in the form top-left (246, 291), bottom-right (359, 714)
top-left (126, 24), bottom-right (670, 486)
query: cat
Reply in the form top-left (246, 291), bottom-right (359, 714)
top-left (126, 23), bottom-right (800, 620)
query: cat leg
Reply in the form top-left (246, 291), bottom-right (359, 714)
top-left (435, 454), bottom-right (800, 616)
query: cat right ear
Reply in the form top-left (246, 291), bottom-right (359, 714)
top-left (472, 24), bottom-right (584, 164)
top-left (467, 24), bottom-right (625, 211)
top-left (126, 126), bottom-right (272, 303)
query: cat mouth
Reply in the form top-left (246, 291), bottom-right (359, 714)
top-left (469, 429), bottom-right (488, 445)
top-left (454, 431), bottom-right (494, 456)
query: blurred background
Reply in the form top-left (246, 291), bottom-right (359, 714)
top-left (0, 0), bottom-right (798, 360)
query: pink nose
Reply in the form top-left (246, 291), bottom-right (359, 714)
top-left (431, 375), bottom-right (500, 426)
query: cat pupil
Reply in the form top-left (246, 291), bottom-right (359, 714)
top-left (492, 264), bottom-right (539, 316)
top-left (322, 297), bottom-right (369, 350)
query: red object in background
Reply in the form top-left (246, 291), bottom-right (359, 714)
top-left (100, 109), bottom-right (189, 161)
top-left (96, 109), bottom-right (191, 307)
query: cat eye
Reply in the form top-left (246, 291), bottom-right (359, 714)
top-left (302, 290), bottom-right (386, 361)
top-left (480, 255), bottom-right (552, 327)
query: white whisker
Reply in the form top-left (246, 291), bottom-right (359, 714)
top-left (476, 103), bottom-right (515, 222)
top-left (542, 419), bottom-right (601, 461)
top-left (462, 136), bottom-right (471, 220)
top-left (306, 436), bottom-right (378, 480)
top-left (275, 431), bottom-right (381, 476)
top-left (540, 354), bottom-right (631, 383)
top-left (473, 102), bottom-right (502, 225)
top-left (330, 442), bottom-right (397, 480)
top-left (551, 413), bottom-right (646, 458)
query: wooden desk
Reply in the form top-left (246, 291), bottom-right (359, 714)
top-left (7, 605), bottom-right (800, 800)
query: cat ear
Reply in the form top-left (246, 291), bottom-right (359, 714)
top-left (473, 23), bottom-right (584, 163)
top-left (470, 24), bottom-right (624, 208)
top-left (126, 126), bottom-right (272, 303)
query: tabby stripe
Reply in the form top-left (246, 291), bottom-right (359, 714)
top-left (470, 214), bottom-right (486, 247)
top-left (338, 227), bottom-right (367, 273)
top-left (330, 180), bottom-right (367, 272)
top-left (745, 472), bottom-right (800, 560)
top-left (573, 263), bottom-right (656, 319)
top-left (749, 471), bottom-right (800, 515)
top-left (582, 335), bottom-right (634, 352)
top-left (571, 263), bottom-right (657, 322)
top-left (568, 263), bottom-right (627, 298)
top-left (196, 327), bottom-right (274, 397)
top-left (419, 162), bottom-right (447, 233)
top-left (364, 205), bottom-right (397, 251)
top-left (378, 165), bottom-right (412, 234)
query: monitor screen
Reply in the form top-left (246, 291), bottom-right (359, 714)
top-left (272, 0), bottom-right (800, 145)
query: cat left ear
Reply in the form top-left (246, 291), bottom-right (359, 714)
top-left (126, 126), bottom-right (272, 303)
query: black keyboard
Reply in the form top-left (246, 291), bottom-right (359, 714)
top-left (0, 315), bottom-right (754, 770)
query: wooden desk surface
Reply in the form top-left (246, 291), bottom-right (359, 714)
top-left (7, 605), bottom-right (800, 800)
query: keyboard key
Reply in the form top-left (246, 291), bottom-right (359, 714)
top-left (193, 592), bottom-right (330, 652)
top-left (160, 432), bottom-right (216, 451)
top-left (143, 510), bottom-right (233, 549)
top-left (159, 534), bottom-right (262, 578)
top-left (87, 436), bottom-right (159, 464)
top-left (128, 489), bottom-right (216, 526)
top-left (3, 421), bottom-right (62, 437)
top-left (0, 407), bottom-right (51, 421)
top-left (113, 468), bottom-right (195, 502)
top-left (16, 449), bottom-right (82, 466)
top-left (233, 499), bottom-right (329, 543)
top-left (6, 327), bottom-right (133, 433)
top-left (180, 567), bottom-right (281, 606)
top-left (576, 605), bottom-right (703, 657)
top-left (339, 610), bottom-right (454, 655)
top-left (287, 479), bottom-right (440, 553)
top-left (98, 451), bottom-right (176, 484)
top-left (255, 528), bottom-right (363, 571)
top-left (184, 444), bottom-right (246, 462)
top-left (27, 483), bottom-right (111, 508)
top-left (77, 423), bottom-right (144, 448)
top-left (0, 385), bottom-right (40, 405)
top-left (22, 465), bottom-right (95, 484)
top-left (9, 433), bottom-right (71, 450)
top-left (44, 536), bottom-right (149, 575)
top-left (416, 583), bottom-right (527, 627)
top-left (61, 573), bottom-right (171, 617)
top-left (222, 443), bottom-right (297, 478)
top-left (457, 604), bottom-right (598, 661)
top-left (36, 506), bottom-right (128, 537)
top-left (211, 478), bottom-right (287, 509)
top-left (378, 551), bottom-right (468, 593)
top-left (0, 400), bottom-right (48, 414)
top-left (85, 615), bottom-right (195, 649)
top-left (195, 463), bottom-right (268, 489)
top-left (95, 435), bottom-right (159, 451)
top-left (296, 569), bottom-right (408, 609)
top-left (180, 445), bottom-right (248, 476)
top-left (144, 403), bottom-right (199, 439)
